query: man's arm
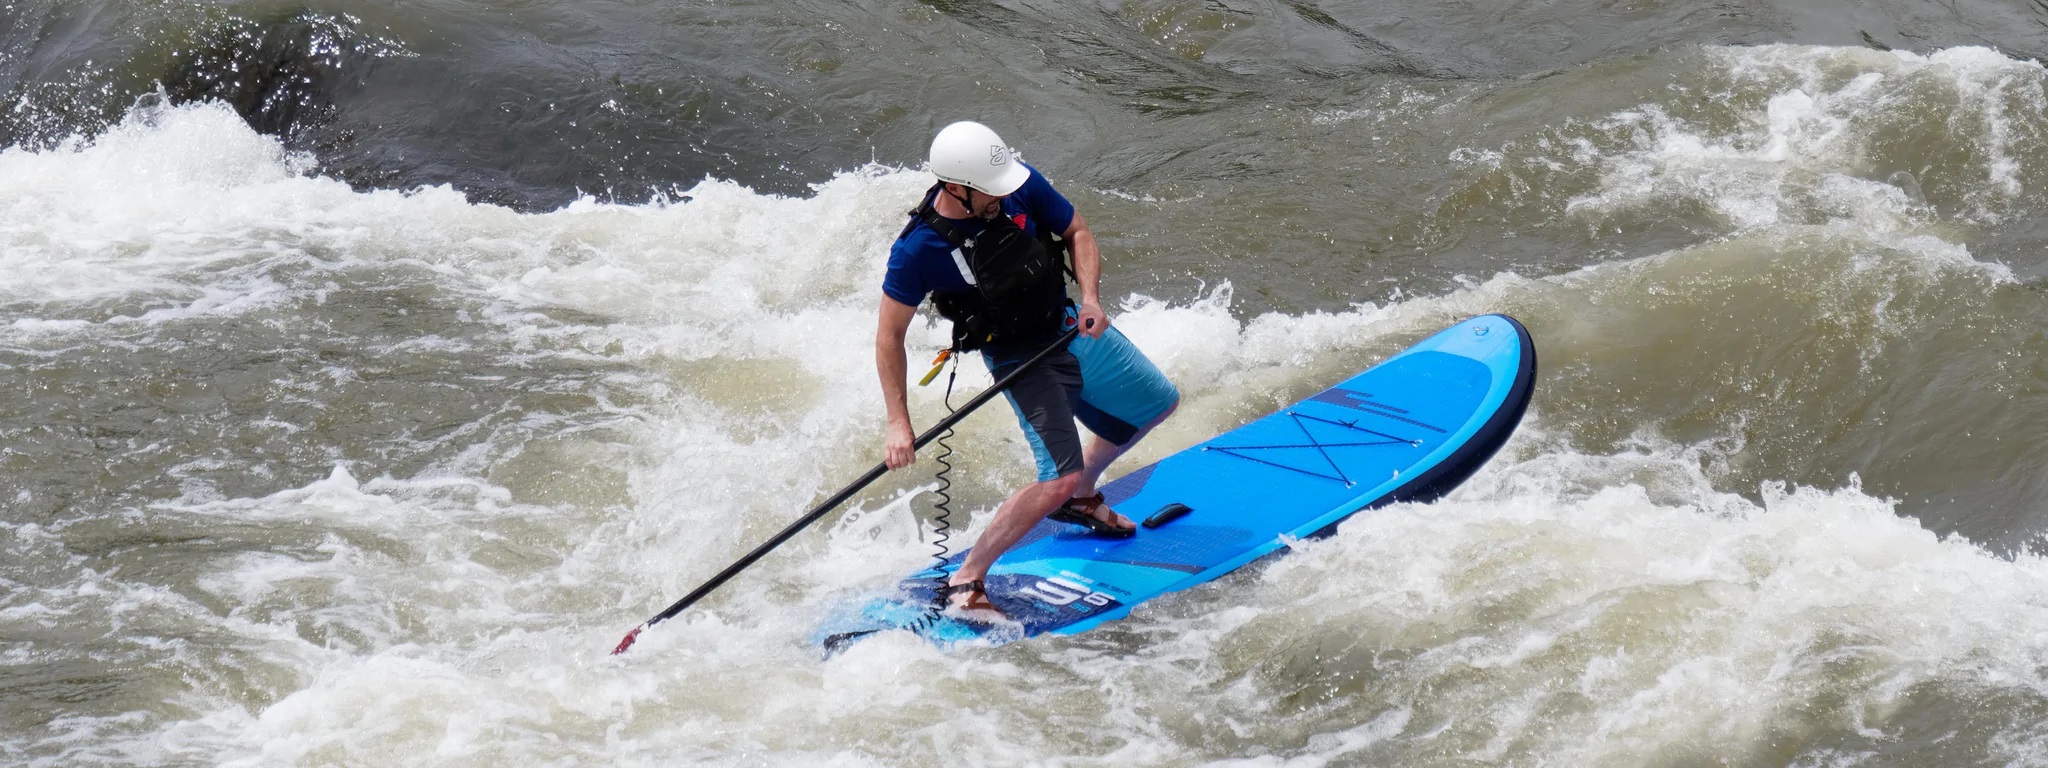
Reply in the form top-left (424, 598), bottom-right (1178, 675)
top-left (1063, 212), bottom-right (1107, 337)
top-left (876, 295), bottom-right (920, 469)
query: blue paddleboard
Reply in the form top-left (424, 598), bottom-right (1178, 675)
top-left (818, 314), bottom-right (1536, 651)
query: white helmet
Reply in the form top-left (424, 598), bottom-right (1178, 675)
top-left (928, 121), bottom-right (1030, 197)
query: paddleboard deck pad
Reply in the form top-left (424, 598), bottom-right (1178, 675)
top-left (818, 314), bottom-right (1536, 652)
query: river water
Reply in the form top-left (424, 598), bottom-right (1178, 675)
top-left (7, 1), bottom-right (2048, 765)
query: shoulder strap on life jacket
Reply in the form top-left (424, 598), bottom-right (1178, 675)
top-left (899, 183), bottom-right (965, 246)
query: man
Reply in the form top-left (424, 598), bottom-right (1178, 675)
top-left (876, 120), bottom-right (1179, 618)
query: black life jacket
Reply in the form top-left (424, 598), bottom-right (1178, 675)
top-left (902, 184), bottom-right (1072, 351)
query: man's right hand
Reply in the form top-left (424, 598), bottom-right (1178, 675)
top-left (884, 421), bottom-right (916, 469)
top-left (877, 295), bottom-right (921, 470)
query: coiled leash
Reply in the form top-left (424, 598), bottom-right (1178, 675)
top-left (613, 328), bottom-right (1077, 656)
top-left (908, 347), bottom-right (965, 632)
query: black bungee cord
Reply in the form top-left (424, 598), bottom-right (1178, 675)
top-left (907, 350), bottom-right (966, 633)
top-left (621, 327), bottom-right (1078, 657)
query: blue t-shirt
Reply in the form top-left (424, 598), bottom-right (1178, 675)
top-left (882, 163), bottom-right (1076, 307)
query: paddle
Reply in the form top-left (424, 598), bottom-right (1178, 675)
top-left (611, 325), bottom-right (1083, 655)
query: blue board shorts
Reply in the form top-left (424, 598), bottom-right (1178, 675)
top-left (983, 312), bottom-right (1179, 482)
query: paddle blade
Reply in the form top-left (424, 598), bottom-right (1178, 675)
top-left (611, 625), bottom-right (644, 655)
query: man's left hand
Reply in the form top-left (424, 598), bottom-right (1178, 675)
top-left (1076, 300), bottom-right (1109, 338)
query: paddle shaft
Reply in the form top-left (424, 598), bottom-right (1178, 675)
top-left (614, 326), bottom-right (1082, 652)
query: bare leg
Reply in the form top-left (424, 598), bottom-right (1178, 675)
top-left (947, 401), bottom-right (1179, 606)
top-left (949, 472), bottom-right (1081, 590)
top-left (1067, 400), bottom-right (1180, 526)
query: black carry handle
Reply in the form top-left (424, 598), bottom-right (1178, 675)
top-left (1142, 503), bottom-right (1192, 529)
top-left (612, 325), bottom-right (1083, 655)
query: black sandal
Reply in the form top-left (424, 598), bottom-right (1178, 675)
top-left (1047, 493), bottom-right (1137, 539)
top-left (936, 579), bottom-right (1005, 619)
